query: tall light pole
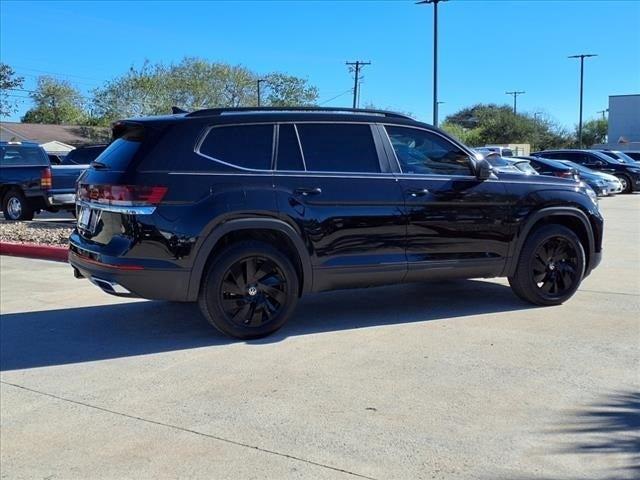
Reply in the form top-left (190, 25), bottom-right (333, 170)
top-left (568, 53), bottom-right (597, 148)
top-left (417, 0), bottom-right (447, 127)
top-left (506, 91), bottom-right (525, 115)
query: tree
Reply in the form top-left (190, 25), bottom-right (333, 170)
top-left (90, 57), bottom-right (319, 124)
top-left (0, 63), bottom-right (24, 117)
top-left (263, 73), bottom-right (318, 107)
top-left (441, 103), bottom-right (572, 150)
top-left (579, 118), bottom-right (607, 147)
top-left (22, 76), bottom-right (86, 124)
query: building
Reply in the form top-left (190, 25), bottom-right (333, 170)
top-left (0, 122), bottom-right (109, 154)
top-left (599, 94), bottom-right (640, 150)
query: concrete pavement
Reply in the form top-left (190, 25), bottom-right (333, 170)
top-left (1, 195), bottom-right (639, 479)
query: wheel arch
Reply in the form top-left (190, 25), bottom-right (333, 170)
top-left (186, 218), bottom-right (313, 301)
top-left (505, 207), bottom-right (595, 278)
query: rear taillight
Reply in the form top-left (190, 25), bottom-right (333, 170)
top-left (77, 184), bottom-right (168, 207)
top-left (41, 167), bottom-right (52, 190)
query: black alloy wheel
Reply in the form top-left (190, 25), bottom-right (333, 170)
top-left (509, 224), bottom-right (585, 306)
top-left (199, 241), bottom-right (299, 339)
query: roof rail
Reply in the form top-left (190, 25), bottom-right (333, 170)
top-left (184, 106), bottom-right (413, 120)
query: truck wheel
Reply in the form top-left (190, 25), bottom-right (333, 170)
top-left (508, 224), bottom-right (585, 306)
top-left (2, 189), bottom-right (34, 221)
top-left (198, 240), bottom-right (299, 340)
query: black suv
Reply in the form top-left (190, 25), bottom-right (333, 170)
top-left (531, 149), bottom-right (640, 193)
top-left (69, 108), bottom-right (603, 339)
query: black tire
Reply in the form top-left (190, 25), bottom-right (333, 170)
top-left (508, 224), bottom-right (585, 306)
top-left (615, 174), bottom-right (633, 194)
top-left (198, 240), bottom-right (299, 339)
top-left (2, 188), bottom-right (34, 221)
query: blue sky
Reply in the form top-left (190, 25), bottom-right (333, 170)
top-left (1, 0), bottom-right (639, 128)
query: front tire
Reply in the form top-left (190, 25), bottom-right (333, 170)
top-left (2, 189), bottom-right (34, 221)
top-left (616, 174), bottom-right (632, 194)
top-left (198, 241), bottom-right (299, 339)
top-left (508, 224), bottom-right (585, 306)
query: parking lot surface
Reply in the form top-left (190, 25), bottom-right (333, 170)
top-left (1, 195), bottom-right (638, 479)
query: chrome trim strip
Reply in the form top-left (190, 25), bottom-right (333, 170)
top-left (77, 200), bottom-right (157, 215)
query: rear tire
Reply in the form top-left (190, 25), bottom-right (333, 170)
top-left (198, 241), bottom-right (299, 339)
top-left (508, 224), bottom-right (585, 306)
top-left (2, 189), bottom-right (34, 221)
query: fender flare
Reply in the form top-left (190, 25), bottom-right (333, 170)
top-left (186, 218), bottom-right (313, 301)
top-left (504, 206), bottom-right (595, 277)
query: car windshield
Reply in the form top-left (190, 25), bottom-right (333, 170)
top-left (513, 161), bottom-right (537, 174)
top-left (609, 151), bottom-right (637, 164)
top-left (558, 160), bottom-right (594, 174)
top-left (593, 150), bottom-right (621, 164)
top-left (486, 155), bottom-right (511, 167)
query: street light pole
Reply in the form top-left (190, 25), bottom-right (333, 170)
top-left (505, 91), bottom-right (525, 115)
top-left (417, 0), bottom-right (447, 127)
top-left (568, 54), bottom-right (597, 148)
top-left (256, 78), bottom-right (266, 107)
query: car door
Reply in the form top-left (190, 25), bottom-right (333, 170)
top-left (273, 122), bottom-right (406, 291)
top-left (381, 124), bottom-right (512, 282)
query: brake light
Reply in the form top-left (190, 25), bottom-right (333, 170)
top-left (77, 184), bottom-right (167, 206)
top-left (41, 167), bottom-right (52, 190)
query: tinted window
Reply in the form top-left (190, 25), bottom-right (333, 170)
top-left (502, 149), bottom-right (514, 157)
top-left (0, 145), bottom-right (48, 166)
top-left (277, 124), bottom-right (304, 171)
top-left (94, 139), bottom-right (140, 171)
top-left (296, 123), bottom-right (380, 173)
top-left (63, 146), bottom-right (106, 165)
top-left (200, 124), bottom-right (274, 170)
top-left (624, 151), bottom-right (640, 161)
top-left (385, 126), bottom-right (473, 176)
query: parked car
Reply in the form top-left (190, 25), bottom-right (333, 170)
top-left (480, 146), bottom-right (514, 157)
top-left (0, 141), bottom-right (52, 220)
top-left (595, 149), bottom-right (637, 165)
top-left (69, 107), bottom-right (603, 339)
top-left (473, 151), bottom-right (523, 174)
top-left (506, 158), bottom-right (538, 175)
top-left (618, 150), bottom-right (640, 162)
top-left (556, 160), bottom-right (623, 196)
top-left (62, 144), bottom-right (108, 165)
top-left (517, 155), bottom-right (580, 181)
top-left (531, 149), bottom-right (640, 193)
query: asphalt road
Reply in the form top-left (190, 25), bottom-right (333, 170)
top-left (1, 195), bottom-right (638, 480)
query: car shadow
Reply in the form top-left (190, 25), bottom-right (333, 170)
top-left (1, 279), bottom-right (533, 371)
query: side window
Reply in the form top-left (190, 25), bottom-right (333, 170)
top-left (199, 124), bottom-right (274, 170)
top-left (276, 124), bottom-right (305, 171)
top-left (385, 126), bottom-right (473, 176)
top-left (295, 123), bottom-right (380, 173)
top-left (502, 149), bottom-right (514, 157)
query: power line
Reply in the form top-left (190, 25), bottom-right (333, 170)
top-left (318, 88), bottom-right (353, 106)
top-left (345, 61), bottom-right (371, 109)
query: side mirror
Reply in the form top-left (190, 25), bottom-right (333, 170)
top-left (475, 158), bottom-right (493, 180)
top-left (595, 160), bottom-right (604, 167)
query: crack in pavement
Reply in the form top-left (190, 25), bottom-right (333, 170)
top-left (1, 381), bottom-right (377, 480)
top-left (580, 289), bottom-right (639, 297)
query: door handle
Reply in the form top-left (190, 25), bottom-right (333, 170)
top-left (294, 187), bottom-right (322, 196)
top-left (406, 188), bottom-right (429, 197)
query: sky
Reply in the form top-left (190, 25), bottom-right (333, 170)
top-left (1, 0), bottom-right (639, 128)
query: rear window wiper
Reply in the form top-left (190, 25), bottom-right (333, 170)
top-left (90, 160), bottom-right (109, 169)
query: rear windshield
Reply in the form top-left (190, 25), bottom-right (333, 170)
top-left (93, 139), bottom-right (140, 171)
top-left (0, 144), bottom-right (48, 167)
top-left (62, 146), bottom-right (106, 165)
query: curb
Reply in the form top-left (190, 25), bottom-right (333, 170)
top-left (0, 242), bottom-right (69, 263)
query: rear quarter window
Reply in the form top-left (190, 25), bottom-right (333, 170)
top-left (0, 145), bottom-right (49, 167)
top-left (198, 124), bottom-right (274, 170)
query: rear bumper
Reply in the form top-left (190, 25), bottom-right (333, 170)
top-left (48, 193), bottom-right (76, 207)
top-left (68, 246), bottom-right (192, 302)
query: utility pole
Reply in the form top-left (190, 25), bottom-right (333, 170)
top-left (417, 0), bottom-right (447, 127)
top-left (505, 91), bottom-right (525, 115)
top-left (597, 109), bottom-right (608, 120)
top-left (568, 53), bottom-right (597, 148)
top-left (345, 61), bottom-right (371, 109)
top-left (256, 78), bottom-right (267, 107)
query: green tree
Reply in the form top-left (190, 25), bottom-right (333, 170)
top-left (0, 63), bottom-right (24, 117)
top-left (90, 57), bottom-right (319, 124)
top-left (22, 76), bottom-right (86, 124)
top-left (442, 103), bottom-right (572, 149)
top-left (263, 73), bottom-right (318, 106)
top-left (578, 118), bottom-right (608, 147)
